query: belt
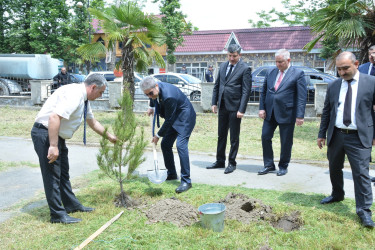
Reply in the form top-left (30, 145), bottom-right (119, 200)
top-left (33, 122), bottom-right (48, 130)
top-left (334, 127), bottom-right (357, 134)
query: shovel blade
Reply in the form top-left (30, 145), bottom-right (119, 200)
top-left (147, 168), bottom-right (167, 184)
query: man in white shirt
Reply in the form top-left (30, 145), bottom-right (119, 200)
top-left (31, 73), bottom-right (117, 224)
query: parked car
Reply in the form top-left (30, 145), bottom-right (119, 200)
top-left (151, 73), bottom-right (201, 101)
top-left (0, 78), bottom-right (22, 96)
top-left (86, 71), bottom-right (116, 81)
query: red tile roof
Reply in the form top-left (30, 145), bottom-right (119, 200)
top-left (176, 26), bottom-right (321, 53)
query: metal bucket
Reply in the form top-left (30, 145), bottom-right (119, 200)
top-left (198, 203), bottom-right (226, 232)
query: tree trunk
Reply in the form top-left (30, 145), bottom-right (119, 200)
top-left (121, 39), bottom-right (135, 101)
top-left (106, 44), bottom-right (116, 71)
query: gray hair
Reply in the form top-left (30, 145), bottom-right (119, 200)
top-left (140, 76), bottom-right (157, 91)
top-left (227, 44), bottom-right (241, 54)
top-left (84, 73), bottom-right (107, 88)
top-left (275, 49), bottom-right (290, 60)
top-left (336, 51), bottom-right (356, 63)
top-left (369, 45), bottom-right (375, 51)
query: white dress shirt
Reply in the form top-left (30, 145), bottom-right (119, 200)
top-left (35, 83), bottom-right (94, 139)
top-left (335, 71), bottom-right (360, 130)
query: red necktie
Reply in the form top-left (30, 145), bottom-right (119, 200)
top-left (275, 71), bottom-right (283, 90)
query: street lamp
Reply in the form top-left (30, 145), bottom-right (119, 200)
top-left (77, 1), bottom-right (91, 73)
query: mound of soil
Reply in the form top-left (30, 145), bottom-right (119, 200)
top-left (144, 197), bottom-right (199, 227)
top-left (271, 211), bottom-right (303, 232)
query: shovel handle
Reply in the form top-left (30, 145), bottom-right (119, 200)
top-left (151, 115), bottom-right (158, 162)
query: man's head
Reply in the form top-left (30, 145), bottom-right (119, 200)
top-left (227, 44), bottom-right (241, 65)
top-left (368, 45), bottom-right (375, 64)
top-left (336, 51), bottom-right (359, 81)
top-left (84, 73), bottom-right (107, 100)
top-left (140, 76), bottom-right (159, 100)
top-left (208, 65), bottom-right (213, 71)
top-left (275, 49), bottom-right (291, 72)
top-left (61, 67), bottom-right (67, 74)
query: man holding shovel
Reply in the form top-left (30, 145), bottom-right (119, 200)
top-left (141, 76), bottom-right (196, 193)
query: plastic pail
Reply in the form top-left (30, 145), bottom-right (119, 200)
top-left (198, 203), bottom-right (226, 232)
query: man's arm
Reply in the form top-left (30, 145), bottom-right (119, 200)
top-left (211, 68), bottom-right (221, 110)
top-left (238, 66), bottom-right (252, 118)
top-left (47, 113), bottom-right (62, 163)
top-left (296, 70), bottom-right (307, 120)
top-left (87, 118), bottom-right (117, 143)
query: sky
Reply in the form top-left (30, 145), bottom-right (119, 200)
top-left (140, 0), bottom-right (286, 30)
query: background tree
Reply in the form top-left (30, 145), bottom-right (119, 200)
top-left (97, 89), bottom-right (147, 207)
top-left (0, 0), bottom-right (12, 53)
top-left (77, 2), bottom-right (166, 99)
top-left (152, 0), bottom-right (194, 65)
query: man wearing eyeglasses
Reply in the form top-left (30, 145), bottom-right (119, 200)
top-left (141, 76), bottom-right (196, 193)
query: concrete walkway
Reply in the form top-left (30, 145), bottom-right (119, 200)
top-left (1, 136), bottom-right (373, 224)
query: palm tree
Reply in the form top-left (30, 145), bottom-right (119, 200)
top-left (77, 2), bottom-right (166, 99)
top-left (304, 0), bottom-right (375, 63)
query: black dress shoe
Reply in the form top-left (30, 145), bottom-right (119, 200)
top-left (50, 215), bottom-right (82, 224)
top-left (224, 164), bottom-right (236, 174)
top-left (360, 216), bottom-right (375, 228)
top-left (166, 174), bottom-right (178, 180)
top-left (66, 205), bottom-right (95, 213)
top-left (175, 182), bottom-right (192, 193)
top-left (277, 168), bottom-right (288, 176)
top-left (258, 166), bottom-right (276, 175)
top-left (206, 162), bottom-right (225, 169)
top-left (320, 196), bottom-right (344, 204)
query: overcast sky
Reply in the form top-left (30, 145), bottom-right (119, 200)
top-left (141, 0), bottom-right (286, 30)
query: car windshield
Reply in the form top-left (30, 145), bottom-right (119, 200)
top-left (179, 74), bottom-right (201, 84)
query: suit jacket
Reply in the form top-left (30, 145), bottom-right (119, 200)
top-left (318, 73), bottom-right (375, 148)
top-left (152, 82), bottom-right (196, 137)
top-left (259, 66), bottom-right (307, 124)
top-left (211, 60), bottom-right (252, 113)
top-left (358, 62), bottom-right (372, 74)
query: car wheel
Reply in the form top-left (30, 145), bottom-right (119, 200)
top-left (0, 81), bottom-right (10, 96)
top-left (190, 91), bottom-right (201, 101)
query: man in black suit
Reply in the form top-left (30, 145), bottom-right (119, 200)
top-left (318, 51), bottom-right (375, 228)
top-left (258, 49), bottom-right (307, 176)
top-left (141, 76), bottom-right (196, 193)
top-left (206, 44), bottom-right (252, 174)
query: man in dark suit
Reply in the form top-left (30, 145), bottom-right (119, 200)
top-left (206, 44), bottom-right (252, 174)
top-left (258, 49), bottom-right (307, 176)
top-left (359, 45), bottom-right (375, 76)
top-left (205, 65), bottom-right (214, 82)
top-left (141, 76), bottom-right (196, 193)
top-left (317, 51), bottom-right (375, 228)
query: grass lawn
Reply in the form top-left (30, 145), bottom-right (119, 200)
top-left (1, 171), bottom-right (375, 249)
top-left (0, 106), bottom-right (338, 162)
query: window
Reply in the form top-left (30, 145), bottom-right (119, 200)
top-left (257, 69), bottom-right (269, 77)
top-left (166, 75), bottom-right (181, 85)
top-left (153, 75), bottom-right (167, 82)
top-left (176, 62), bottom-right (207, 81)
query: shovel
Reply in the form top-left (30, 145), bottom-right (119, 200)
top-left (147, 113), bottom-right (167, 184)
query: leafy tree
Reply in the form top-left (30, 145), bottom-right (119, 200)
top-left (77, 2), bottom-right (166, 99)
top-left (97, 89), bottom-right (147, 207)
top-left (304, 0), bottom-right (375, 63)
top-left (152, 0), bottom-right (194, 64)
top-left (0, 0), bottom-right (12, 53)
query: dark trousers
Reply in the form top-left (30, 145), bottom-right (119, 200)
top-left (161, 127), bottom-right (192, 184)
top-left (261, 112), bottom-right (295, 169)
top-left (328, 129), bottom-right (372, 216)
top-left (216, 105), bottom-right (242, 166)
top-left (31, 123), bottom-right (81, 218)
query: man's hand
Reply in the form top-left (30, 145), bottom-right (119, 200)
top-left (212, 105), bottom-right (217, 114)
top-left (317, 138), bottom-right (326, 149)
top-left (147, 108), bottom-right (154, 116)
top-left (258, 110), bottom-right (266, 119)
top-left (296, 118), bottom-right (304, 126)
top-left (237, 111), bottom-right (244, 118)
top-left (47, 146), bottom-right (59, 164)
top-left (107, 133), bottom-right (117, 143)
top-left (152, 136), bottom-right (159, 145)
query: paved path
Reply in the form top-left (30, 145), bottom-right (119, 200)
top-left (1, 136), bottom-right (373, 223)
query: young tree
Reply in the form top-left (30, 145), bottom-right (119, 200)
top-left (152, 0), bottom-right (194, 65)
top-left (97, 89), bottom-right (147, 207)
top-left (77, 2), bottom-right (166, 99)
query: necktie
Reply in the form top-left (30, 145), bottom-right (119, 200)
top-left (274, 71), bottom-right (284, 90)
top-left (370, 65), bottom-right (375, 76)
top-left (226, 64), bottom-right (234, 81)
top-left (343, 79), bottom-right (353, 127)
top-left (153, 99), bottom-right (160, 136)
top-left (83, 100), bottom-right (88, 145)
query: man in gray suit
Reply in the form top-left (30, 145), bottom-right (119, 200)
top-left (318, 51), bottom-right (375, 228)
top-left (258, 49), bottom-right (307, 176)
top-left (206, 44), bottom-right (252, 174)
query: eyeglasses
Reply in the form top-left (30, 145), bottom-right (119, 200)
top-left (144, 89), bottom-right (154, 97)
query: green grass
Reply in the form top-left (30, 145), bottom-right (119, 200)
top-left (0, 106), bottom-right (340, 162)
top-left (1, 170), bottom-right (374, 249)
top-left (0, 160), bottom-right (39, 172)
